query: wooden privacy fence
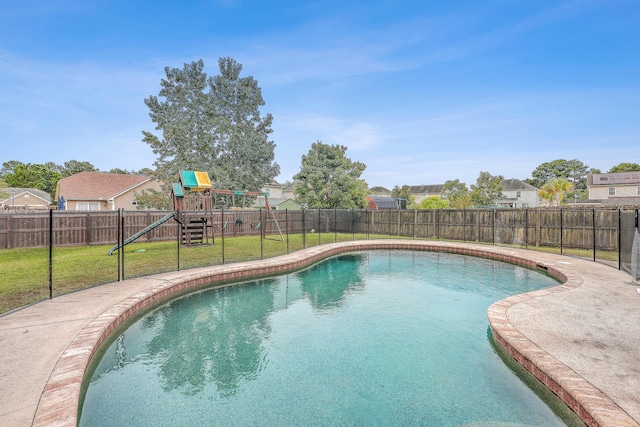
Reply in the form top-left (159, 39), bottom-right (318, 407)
top-left (0, 211), bottom-right (176, 249)
top-left (0, 207), bottom-right (626, 251)
top-left (364, 208), bottom-right (621, 251)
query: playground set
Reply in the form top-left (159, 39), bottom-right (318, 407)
top-left (107, 170), bottom-right (283, 255)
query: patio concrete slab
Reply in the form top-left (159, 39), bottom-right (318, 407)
top-left (0, 240), bottom-right (638, 426)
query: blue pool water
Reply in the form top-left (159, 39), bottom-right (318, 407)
top-left (80, 251), bottom-right (581, 426)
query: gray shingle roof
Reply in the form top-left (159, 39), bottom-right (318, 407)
top-left (0, 188), bottom-right (51, 203)
top-left (368, 186), bottom-right (391, 196)
top-left (499, 179), bottom-right (538, 191)
top-left (408, 185), bottom-right (445, 194)
top-left (368, 197), bottom-right (400, 209)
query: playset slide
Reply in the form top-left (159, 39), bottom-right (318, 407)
top-left (107, 212), bottom-right (175, 256)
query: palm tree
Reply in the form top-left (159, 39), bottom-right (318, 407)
top-left (539, 178), bottom-right (573, 206)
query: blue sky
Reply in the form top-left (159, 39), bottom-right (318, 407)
top-left (1, 0), bottom-right (638, 188)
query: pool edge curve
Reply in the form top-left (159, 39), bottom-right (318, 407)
top-left (31, 240), bottom-right (638, 427)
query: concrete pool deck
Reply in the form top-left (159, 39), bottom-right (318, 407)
top-left (0, 240), bottom-right (638, 426)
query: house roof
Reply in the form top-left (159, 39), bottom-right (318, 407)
top-left (57, 172), bottom-right (152, 200)
top-left (0, 188), bottom-right (51, 203)
top-left (263, 179), bottom-right (282, 187)
top-left (588, 171), bottom-right (640, 186)
top-left (408, 184), bottom-right (445, 194)
top-left (368, 186), bottom-right (391, 196)
top-left (499, 179), bottom-right (538, 191)
top-left (368, 197), bottom-right (400, 209)
top-left (574, 197), bottom-right (640, 207)
top-left (252, 197), bottom-right (300, 208)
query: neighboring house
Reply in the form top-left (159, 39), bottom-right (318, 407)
top-left (408, 185), bottom-right (445, 204)
top-left (252, 197), bottom-right (302, 210)
top-left (369, 186), bottom-right (391, 197)
top-left (587, 172), bottom-right (640, 206)
top-left (366, 197), bottom-right (406, 210)
top-left (405, 180), bottom-right (539, 208)
top-left (0, 188), bottom-right (51, 211)
top-left (261, 180), bottom-right (284, 199)
top-left (282, 182), bottom-right (296, 200)
top-left (494, 179), bottom-right (540, 208)
top-left (255, 180), bottom-right (302, 210)
top-left (55, 172), bottom-right (164, 211)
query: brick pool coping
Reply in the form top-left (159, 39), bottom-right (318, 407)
top-left (30, 240), bottom-right (638, 427)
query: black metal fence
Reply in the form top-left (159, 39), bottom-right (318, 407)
top-left (1, 207), bottom-right (638, 314)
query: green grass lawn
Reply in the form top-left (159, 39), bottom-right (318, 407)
top-left (0, 233), bottom-right (618, 315)
top-left (0, 232), bottom-right (382, 314)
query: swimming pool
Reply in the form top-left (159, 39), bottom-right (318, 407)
top-left (79, 250), bottom-right (583, 426)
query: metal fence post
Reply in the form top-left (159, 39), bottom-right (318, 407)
top-left (560, 208), bottom-right (563, 255)
top-left (222, 208), bottom-right (225, 264)
top-left (117, 209), bottom-right (121, 281)
top-left (285, 209), bottom-right (289, 254)
top-left (592, 208), bottom-right (596, 262)
top-left (260, 208), bottom-right (263, 259)
top-left (367, 209), bottom-right (370, 240)
top-left (618, 208), bottom-right (621, 270)
top-left (318, 208), bottom-right (321, 245)
top-left (525, 208), bottom-right (528, 250)
top-left (176, 209), bottom-right (181, 271)
top-left (49, 208), bottom-right (53, 299)
top-left (492, 209), bottom-right (495, 245)
top-left (352, 209), bottom-right (355, 240)
top-left (463, 209), bottom-right (466, 242)
top-left (120, 209), bottom-right (125, 280)
top-left (302, 209), bottom-right (306, 249)
top-left (413, 209), bottom-right (417, 239)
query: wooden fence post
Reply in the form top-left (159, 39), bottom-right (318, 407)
top-left (84, 213), bottom-right (90, 246)
top-left (535, 209), bottom-right (541, 247)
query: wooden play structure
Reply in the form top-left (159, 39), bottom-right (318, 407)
top-left (171, 170), bottom-right (283, 246)
top-left (107, 170), bottom-right (283, 255)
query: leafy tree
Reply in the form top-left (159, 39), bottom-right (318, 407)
top-left (293, 141), bottom-right (368, 209)
top-left (134, 188), bottom-right (172, 210)
top-left (209, 58), bottom-right (279, 195)
top-left (138, 168), bottom-right (155, 176)
top-left (60, 160), bottom-right (98, 177)
top-left (440, 179), bottom-right (471, 209)
top-left (608, 162), bottom-right (640, 173)
top-left (0, 160), bottom-right (24, 178)
top-left (0, 177), bottom-right (9, 201)
top-left (419, 196), bottom-right (449, 209)
top-left (539, 178), bottom-right (573, 206)
top-left (390, 185), bottom-right (416, 207)
top-left (281, 180), bottom-right (294, 188)
top-left (143, 60), bottom-right (210, 182)
top-left (143, 58), bottom-right (279, 207)
top-left (470, 171), bottom-right (503, 207)
top-left (4, 163), bottom-right (61, 197)
top-left (108, 168), bottom-right (133, 174)
top-left (525, 159), bottom-right (597, 200)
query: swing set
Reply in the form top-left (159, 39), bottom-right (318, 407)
top-left (172, 170), bottom-right (284, 245)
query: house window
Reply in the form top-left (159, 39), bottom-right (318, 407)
top-left (637, 186), bottom-right (640, 195)
top-left (77, 202), bottom-right (100, 211)
top-left (516, 191), bottom-right (521, 198)
top-left (608, 187), bottom-right (615, 196)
